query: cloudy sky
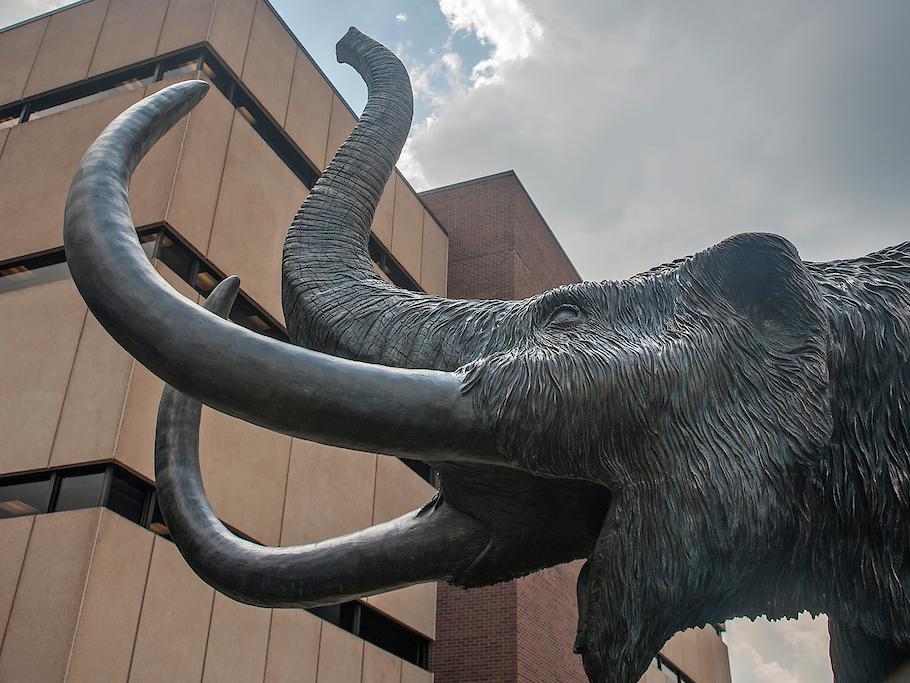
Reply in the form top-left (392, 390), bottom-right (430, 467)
top-left (6, 1), bottom-right (910, 681)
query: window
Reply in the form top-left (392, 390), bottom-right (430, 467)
top-left (0, 253), bottom-right (69, 294)
top-left (159, 54), bottom-right (201, 82)
top-left (158, 233), bottom-right (195, 282)
top-left (55, 468), bottom-right (106, 511)
top-left (29, 74), bottom-right (154, 122)
top-left (0, 473), bottom-right (53, 518)
top-left (106, 467), bottom-right (149, 524)
top-left (308, 601), bottom-right (430, 670)
top-left (0, 110), bottom-right (19, 129)
top-left (146, 494), bottom-right (171, 539)
top-left (401, 459), bottom-right (436, 486)
top-left (360, 602), bottom-right (429, 668)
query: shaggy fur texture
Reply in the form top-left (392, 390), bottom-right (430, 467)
top-left (281, 28), bottom-right (910, 683)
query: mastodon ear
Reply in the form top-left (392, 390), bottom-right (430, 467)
top-left (687, 232), bottom-right (828, 349)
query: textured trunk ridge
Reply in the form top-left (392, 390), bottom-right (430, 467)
top-left (282, 28), bottom-right (516, 371)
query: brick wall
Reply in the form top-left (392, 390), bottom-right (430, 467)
top-left (422, 171), bottom-right (580, 301)
top-left (432, 582), bottom-right (518, 683)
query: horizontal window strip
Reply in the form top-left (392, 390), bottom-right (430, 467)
top-left (0, 462), bottom-right (431, 669)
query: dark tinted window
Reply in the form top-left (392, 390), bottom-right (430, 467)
top-left (360, 604), bottom-right (428, 667)
top-left (106, 469), bottom-right (148, 524)
top-left (0, 474), bottom-right (52, 518)
top-left (158, 234), bottom-right (195, 281)
top-left (147, 497), bottom-right (171, 539)
top-left (55, 469), bottom-right (105, 511)
top-left (0, 259), bottom-right (69, 294)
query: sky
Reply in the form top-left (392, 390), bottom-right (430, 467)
top-left (4, 1), bottom-right (910, 681)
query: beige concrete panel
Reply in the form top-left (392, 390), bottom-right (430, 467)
top-left (50, 311), bottom-right (134, 467)
top-left (367, 459), bottom-right (436, 637)
top-left (129, 80), bottom-right (190, 228)
top-left (66, 511), bottom-right (154, 683)
top-left (401, 661), bottom-right (434, 683)
top-left (371, 173), bottom-right (396, 249)
top-left (0, 516), bottom-right (34, 649)
top-left (264, 609), bottom-right (321, 683)
top-left (0, 509), bottom-right (101, 682)
top-left (129, 535), bottom-right (214, 683)
top-left (391, 175), bottom-right (424, 279)
top-left (284, 49), bottom-right (333, 167)
top-left (0, 18), bottom-right (47, 107)
top-left (114, 362), bottom-right (161, 480)
top-left (362, 642), bottom-right (401, 683)
top-left (157, 0), bottom-right (217, 55)
top-left (202, 593), bottom-right (270, 683)
top-left (365, 581), bottom-right (437, 641)
top-left (419, 214), bottom-right (448, 296)
top-left (324, 95), bottom-right (356, 168)
top-left (167, 84), bottom-right (234, 251)
top-left (0, 88), bottom-right (142, 258)
top-left (209, 111), bottom-right (307, 320)
top-left (0, 278), bottom-right (86, 474)
top-left (372, 457), bottom-right (434, 525)
top-left (711, 632), bottom-right (732, 683)
top-left (660, 631), bottom-right (685, 672)
top-left (23, 0), bottom-right (109, 97)
top-left (89, 0), bottom-right (168, 77)
top-left (115, 263), bottom-right (196, 479)
top-left (0, 127), bottom-right (9, 159)
top-left (660, 631), bottom-right (689, 668)
top-left (639, 664), bottom-right (666, 683)
top-left (199, 407), bottom-right (291, 545)
top-left (281, 440), bottom-right (376, 545)
top-left (316, 623), bottom-right (364, 683)
top-left (241, 1), bottom-right (296, 120)
top-left (207, 0), bottom-right (257, 75)
top-left (669, 627), bottom-right (710, 679)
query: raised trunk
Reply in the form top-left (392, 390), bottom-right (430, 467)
top-left (282, 28), bottom-right (517, 371)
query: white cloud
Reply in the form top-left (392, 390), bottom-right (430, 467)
top-left (395, 12), bottom-right (408, 23)
top-left (0, 0), bottom-right (70, 29)
top-left (727, 614), bottom-right (832, 683)
top-left (438, 0), bottom-right (543, 85)
top-left (405, 1), bottom-right (910, 282)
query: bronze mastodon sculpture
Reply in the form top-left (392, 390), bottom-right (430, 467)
top-left (63, 26), bottom-right (910, 683)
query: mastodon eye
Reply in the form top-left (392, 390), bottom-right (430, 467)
top-left (547, 303), bottom-right (584, 326)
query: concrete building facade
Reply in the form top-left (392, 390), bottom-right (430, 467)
top-left (0, 2), bottom-right (731, 682)
top-left (0, 1), bottom-right (442, 681)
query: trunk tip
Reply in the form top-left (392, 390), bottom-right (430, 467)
top-left (336, 26), bottom-right (366, 65)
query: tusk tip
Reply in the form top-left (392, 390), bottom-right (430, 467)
top-left (203, 276), bottom-right (241, 318)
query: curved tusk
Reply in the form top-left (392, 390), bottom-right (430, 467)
top-left (63, 79), bottom-right (495, 463)
top-left (155, 278), bottom-right (491, 606)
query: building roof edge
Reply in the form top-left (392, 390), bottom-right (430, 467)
top-left (0, 0), bottom-right (92, 34)
top-left (421, 170), bottom-right (582, 282)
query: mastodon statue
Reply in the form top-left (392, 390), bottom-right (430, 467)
top-left (63, 26), bottom-right (910, 683)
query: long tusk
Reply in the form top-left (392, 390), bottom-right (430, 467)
top-left (155, 277), bottom-right (491, 606)
top-left (63, 79), bottom-right (494, 463)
